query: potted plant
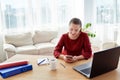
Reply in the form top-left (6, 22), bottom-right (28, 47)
top-left (82, 23), bottom-right (96, 38)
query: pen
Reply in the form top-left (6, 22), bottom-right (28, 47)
top-left (60, 63), bottom-right (66, 68)
top-left (38, 59), bottom-right (46, 65)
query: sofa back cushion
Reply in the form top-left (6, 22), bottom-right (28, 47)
top-left (33, 30), bottom-right (57, 44)
top-left (5, 32), bottom-right (33, 47)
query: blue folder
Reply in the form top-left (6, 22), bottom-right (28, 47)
top-left (0, 64), bottom-right (33, 78)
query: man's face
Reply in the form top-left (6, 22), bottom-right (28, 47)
top-left (69, 23), bottom-right (81, 37)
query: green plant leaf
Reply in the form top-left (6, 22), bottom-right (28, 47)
top-left (85, 23), bottom-right (91, 28)
top-left (83, 23), bottom-right (96, 38)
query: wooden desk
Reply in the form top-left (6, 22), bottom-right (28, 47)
top-left (0, 54), bottom-right (120, 80)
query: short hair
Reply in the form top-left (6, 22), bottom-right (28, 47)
top-left (69, 18), bottom-right (82, 27)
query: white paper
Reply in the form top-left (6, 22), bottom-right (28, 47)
top-left (37, 58), bottom-right (49, 65)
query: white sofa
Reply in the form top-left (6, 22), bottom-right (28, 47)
top-left (0, 33), bottom-right (7, 62)
top-left (4, 30), bottom-right (58, 58)
top-left (3, 30), bottom-right (118, 59)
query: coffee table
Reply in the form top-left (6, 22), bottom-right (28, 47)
top-left (0, 54), bottom-right (120, 80)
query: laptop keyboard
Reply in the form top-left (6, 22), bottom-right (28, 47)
top-left (80, 68), bottom-right (91, 75)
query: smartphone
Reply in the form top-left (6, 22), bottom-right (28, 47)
top-left (66, 55), bottom-right (73, 59)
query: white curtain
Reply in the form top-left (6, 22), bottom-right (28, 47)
top-left (0, 0), bottom-right (84, 33)
top-left (93, 0), bottom-right (120, 44)
top-left (1, 0), bottom-right (119, 44)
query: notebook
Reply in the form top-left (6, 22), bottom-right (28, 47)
top-left (73, 46), bottom-right (120, 78)
top-left (0, 64), bottom-right (33, 78)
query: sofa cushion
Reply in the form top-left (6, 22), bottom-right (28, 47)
top-left (33, 31), bottom-right (57, 44)
top-left (16, 45), bottom-right (38, 55)
top-left (34, 42), bottom-right (55, 55)
top-left (5, 32), bottom-right (33, 47)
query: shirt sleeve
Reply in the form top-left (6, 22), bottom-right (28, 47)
top-left (82, 33), bottom-right (92, 59)
top-left (54, 35), bottom-right (64, 58)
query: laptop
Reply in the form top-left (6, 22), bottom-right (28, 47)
top-left (73, 46), bottom-right (120, 78)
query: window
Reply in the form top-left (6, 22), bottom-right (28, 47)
top-left (117, 0), bottom-right (120, 23)
top-left (0, 0), bottom-right (29, 30)
top-left (0, 0), bottom-right (84, 31)
top-left (94, 0), bottom-right (120, 43)
top-left (96, 0), bottom-right (120, 24)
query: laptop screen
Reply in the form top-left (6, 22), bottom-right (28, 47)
top-left (73, 46), bottom-right (120, 78)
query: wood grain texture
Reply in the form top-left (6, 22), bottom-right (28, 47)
top-left (0, 54), bottom-right (120, 80)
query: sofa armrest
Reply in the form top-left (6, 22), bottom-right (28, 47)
top-left (51, 38), bottom-right (59, 45)
top-left (4, 43), bottom-right (16, 52)
top-left (102, 41), bottom-right (118, 50)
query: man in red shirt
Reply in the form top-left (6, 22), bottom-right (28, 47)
top-left (54, 18), bottom-right (92, 63)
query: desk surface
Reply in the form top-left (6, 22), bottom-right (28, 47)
top-left (0, 54), bottom-right (120, 80)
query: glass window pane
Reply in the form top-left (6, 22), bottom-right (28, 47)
top-left (0, 0), bottom-right (84, 30)
top-left (96, 0), bottom-right (115, 24)
top-left (1, 0), bottom-right (29, 29)
top-left (117, 0), bottom-right (120, 23)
